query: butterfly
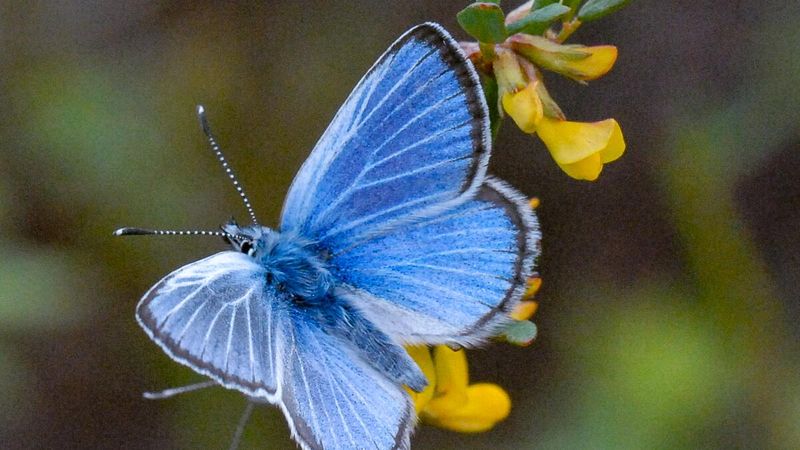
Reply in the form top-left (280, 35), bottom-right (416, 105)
top-left (116, 22), bottom-right (539, 450)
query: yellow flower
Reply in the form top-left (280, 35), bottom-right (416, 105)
top-left (501, 82), bottom-right (543, 133)
top-left (511, 276), bottom-right (542, 321)
top-left (404, 346), bottom-right (437, 414)
top-left (406, 346), bottom-right (511, 433)
top-left (493, 50), bottom-right (547, 134)
top-left (535, 116), bottom-right (626, 181)
top-left (511, 35), bottom-right (618, 82)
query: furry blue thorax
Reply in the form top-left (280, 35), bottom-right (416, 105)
top-left (221, 222), bottom-right (427, 391)
top-left (222, 223), bottom-right (334, 304)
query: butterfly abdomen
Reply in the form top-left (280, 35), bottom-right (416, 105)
top-left (316, 298), bottom-right (428, 392)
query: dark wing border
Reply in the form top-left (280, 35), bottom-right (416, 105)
top-left (461, 176), bottom-right (540, 339)
top-left (400, 22), bottom-right (492, 195)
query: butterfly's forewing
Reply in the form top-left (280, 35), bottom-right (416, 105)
top-left (136, 251), bottom-right (283, 399)
top-left (280, 23), bottom-right (490, 251)
top-left (334, 177), bottom-right (539, 346)
top-left (138, 252), bottom-right (415, 450)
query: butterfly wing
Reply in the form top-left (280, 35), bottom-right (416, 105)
top-left (135, 251), bottom-right (282, 399)
top-left (138, 252), bottom-right (415, 450)
top-left (280, 308), bottom-right (415, 450)
top-left (279, 23), bottom-right (490, 251)
top-left (332, 177), bottom-right (539, 345)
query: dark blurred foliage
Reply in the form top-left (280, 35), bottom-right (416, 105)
top-left (1, 1), bottom-right (799, 449)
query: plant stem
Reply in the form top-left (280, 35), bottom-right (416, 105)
top-left (556, 19), bottom-right (581, 43)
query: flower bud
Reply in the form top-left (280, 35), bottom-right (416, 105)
top-left (511, 34), bottom-right (618, 81)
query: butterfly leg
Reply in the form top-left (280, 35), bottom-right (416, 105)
top-left (142, 380), bottom-right (217, 400)
top-left (228, 400), bottom-right (256, 450)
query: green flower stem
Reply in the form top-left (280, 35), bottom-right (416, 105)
top-left (479, 42), bottom-right (497, 62)
top-left (556, 19), bottom-right (582, 43)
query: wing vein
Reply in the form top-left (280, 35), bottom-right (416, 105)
top-left (327, 360), bottom-right (378, 447)
top-left (403, 247), bottom-right (515, 262)
top-left (312, 80), bottom-right (458, 228)
top-left (384, 262), bottom-right (510, 280)
top-left (223, 304), bottom-right (237, 372)
top-left (353, 156), bottom-right (469, 194)
top-left (174, 295), bottom-right (212, 343)
top-left (161, 283), bottom-right (208, 326)
top-left (371, 268), bottom-right (496, 308)
top-left (200, 304), bottom-right (228, 358)
top-left (245, 296), bottom-right (256, 383)
top-left (322, 191), bottom-right (448, 243)
top-left (293, 325), bottom-right (322, 445)
top-left (346, 47), bottom-right (437, 135)
top-left (365, 120), bottom-right (470, 172)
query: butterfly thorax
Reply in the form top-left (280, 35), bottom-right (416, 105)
top-left (222, 223), bottom-right (333, 304)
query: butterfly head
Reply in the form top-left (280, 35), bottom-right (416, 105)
top-left (221, 220), bottom-right (269, 257)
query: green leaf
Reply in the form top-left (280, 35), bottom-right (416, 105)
top-left (457, 2), bottom-right (508, 44)
top-left (532, 0), bottom-right (559, 9)
top-left (507, 3), bottom-right (571, 35)
top-left (503, 320), bottom-right (538, 346)
top-left (578, 0), bottom-right (630, 21)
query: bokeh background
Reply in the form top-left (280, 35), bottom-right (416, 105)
top-left (2, 1), bottom-right (799, 448)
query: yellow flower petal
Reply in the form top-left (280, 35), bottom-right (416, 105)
top-left (600, 119), bottom-right (626, 163)
top-left (562, 45), bottom-right (618, 81)
top-left (501, 82), bottom-right (543, 133)
top-left (559, 152), bottom-right (604, 181)
top-left (422, 383), bottom-right (511, 433)
top-left (510, 35), bottom-right (618, 81)
top-left (535, 117), bottom-right (626, 181)
top-left (511, 300), bottom-right (538, 321)
top-left (524, 276), bottom-right (542, 299)
top-left (429, 346), bottom-right (469, 410)
top-left (404, 346), bottom-right (437, 413)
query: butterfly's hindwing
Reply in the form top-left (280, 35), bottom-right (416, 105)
top-left (333, 177), bottom-right (539, 345)
top-left (280, 308), bottom-right (415, 450)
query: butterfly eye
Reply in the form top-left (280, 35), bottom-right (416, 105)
top-left (240, 241), bottom-right (255, 256)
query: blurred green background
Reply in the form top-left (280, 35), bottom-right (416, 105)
top-left (1, 1), bottom-right (799, 449)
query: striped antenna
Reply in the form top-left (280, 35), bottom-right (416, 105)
top-left (197, 105), bottom-right (259, 225)
top-left (113, 227), bottom-right (231, 238)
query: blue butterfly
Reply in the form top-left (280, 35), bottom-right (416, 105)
top-left (116, 23), bottom-right (539, 450)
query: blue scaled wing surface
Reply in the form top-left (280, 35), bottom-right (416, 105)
top-left (280, 22), bottom-right (491, 250)
top-left (136, 251), bottom-right (415, 450)
top-left (333, 177), bottom-right (538, 345)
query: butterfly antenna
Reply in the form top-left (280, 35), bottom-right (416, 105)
top-left (112, 227), bottom-right (231, 238)
top-left (142, 380), bottom-right (217, 400)
top-left (229, 401), bottom-right (256, 450)
top-left (197, 105), bottom-right (259, 225)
